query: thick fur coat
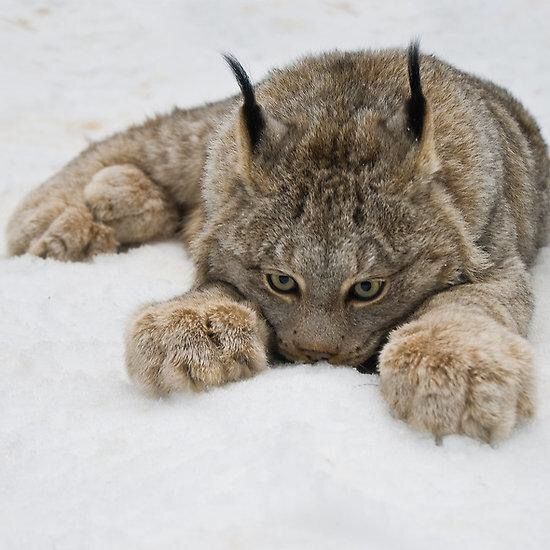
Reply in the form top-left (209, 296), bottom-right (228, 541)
top-left (7, 45), bottom-right (549, 443)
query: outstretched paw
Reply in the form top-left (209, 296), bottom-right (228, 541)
top-left (379, 310), bottom-right (534, 443)
top-left (126, 294), bottom-right (269, 395)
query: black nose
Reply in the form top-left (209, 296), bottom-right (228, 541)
top-left (298, 347), bottom-right (336, 362)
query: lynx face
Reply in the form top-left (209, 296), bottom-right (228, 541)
top-left (206, 166), bottom-right (466, 367)
top-left (202, 119), bottom-right (471, 367)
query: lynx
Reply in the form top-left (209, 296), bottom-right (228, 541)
top-left (7, 44), bottom-right (549, 443)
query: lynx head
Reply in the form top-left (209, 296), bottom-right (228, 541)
top-left (197, 44), bottom-right (487, 369)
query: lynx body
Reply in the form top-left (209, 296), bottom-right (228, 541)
top-left (7, 46), bottom-right (549, 443)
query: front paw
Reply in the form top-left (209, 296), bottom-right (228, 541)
top-left (126, 295), bottom-right (269, 395)
top-left (379, 311), bottom-right (534, 443)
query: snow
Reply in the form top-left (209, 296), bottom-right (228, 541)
top-left (1, 0), bottom-right (549, 548)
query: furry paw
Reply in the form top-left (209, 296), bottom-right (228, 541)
top-left (126, 295), bottom-right (269, 394)
top-left (378, 310), bottom-right (534, 443)
top-left (7, 163), bottom-right (177, 260)
top-left (27, 205), bottom-right (118, 261)
top-left (84, 165), bottom-right (179, 243)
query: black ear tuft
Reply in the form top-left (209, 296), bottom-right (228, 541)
top-left (223, 54), bottom-right (265, 151)
top-left (406, 41), bottom-right (426, 141)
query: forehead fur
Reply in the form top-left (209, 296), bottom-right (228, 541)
top-left (228, 172), bottom-right (419, 280)
top-left (254, 50), bottom-right (420, 182)
top-left (260, 49), bottom-right (414, 118)
top-left (204, 48), bottom-right (446, 279)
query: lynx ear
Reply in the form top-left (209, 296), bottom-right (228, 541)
top-left (223, 54), bottom-right (265, 153)
top-left (223, 54), bottom-right (286, 173)
top-left (406, 42), bottom-right (440, 175)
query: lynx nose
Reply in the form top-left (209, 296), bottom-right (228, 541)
top-left (297, 346), bottom-right (337, 362)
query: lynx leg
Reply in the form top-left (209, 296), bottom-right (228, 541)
top-left (379, 260), bottom-right (535, 443)
top-left (84, 164), bottom-right (180, 244)
top-left (8, 97), bottom-right (223, 260)
top-left (8, 163), bottom-right (181, 261)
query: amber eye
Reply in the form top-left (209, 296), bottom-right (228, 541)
top-left (266, 273), bottom-right (298, 294)
top-left (349, 279), bottom-right (386, 301)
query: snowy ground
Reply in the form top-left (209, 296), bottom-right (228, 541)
top-left (1, 1), bottom-right (549, 548)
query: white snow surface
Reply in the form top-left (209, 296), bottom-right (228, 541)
top-left (1, 1), bottom-right (549, 548)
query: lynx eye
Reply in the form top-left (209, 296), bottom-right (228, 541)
top-left (350, 279), bottom-right (386, 301)
top-left (266, 273), bottom-right (298, 294)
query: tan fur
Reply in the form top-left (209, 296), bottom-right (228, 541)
top-left (27, 205), bottom-right (118, 261)
top-left (126, 284), bottom-right (269, 395)
top-left (85, 164), bottom-right (180, 244)
top-left (6, 47), bottom-right (549, 442)
top-left (379, 306), bottom-right (533, 443)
